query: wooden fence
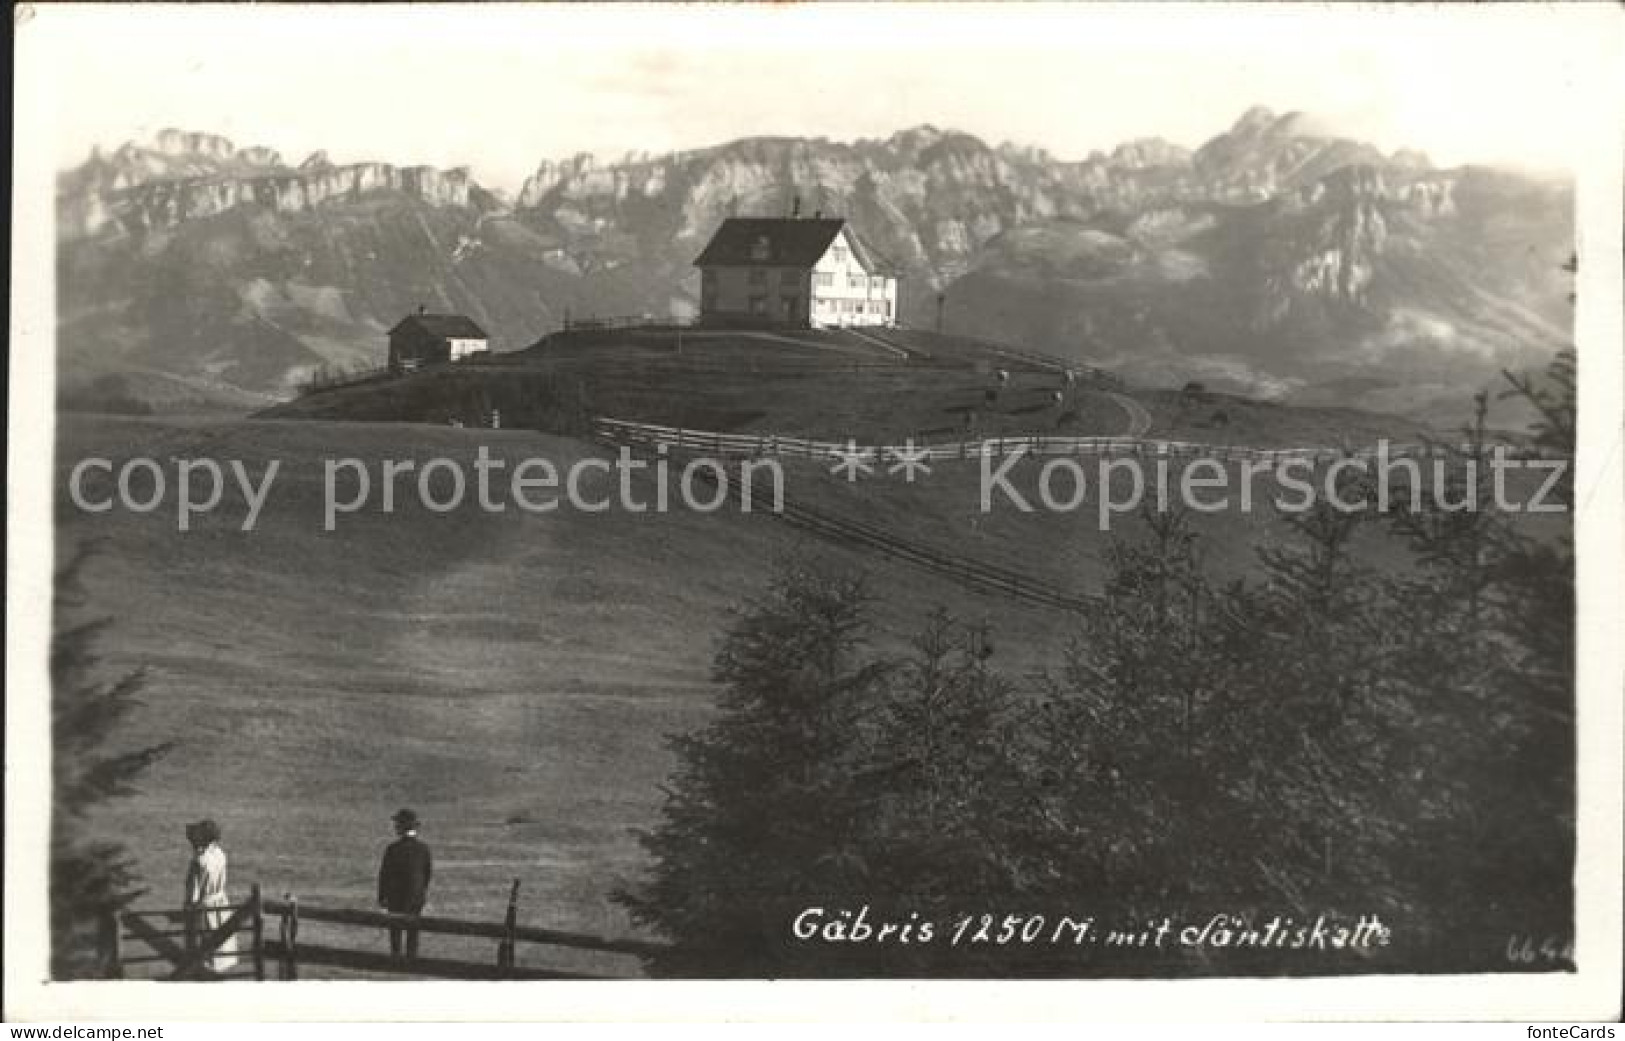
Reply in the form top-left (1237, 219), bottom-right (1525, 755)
top-left (869, 326), bottom-right (1124, 386)
top-left (593, 416), bottom-right (1567, 466)
top-left (105, 885), bottom-right (267, 980)
top-left (563, 314), bottom-right (699, 332)
top-left (104, 882), bottom-right (665, 981)
top-left (296, 363), bottom-right (395, 396)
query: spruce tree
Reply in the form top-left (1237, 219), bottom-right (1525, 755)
top-left (856, 609), bottom-right (1048, 975)
top-left (51, 544), bottom-right (172, 979)
top-left (615, 555), bottom-right (888, 977)
top-left (1359, 355), bottom-right (1577, 968)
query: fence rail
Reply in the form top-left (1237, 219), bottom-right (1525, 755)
top-left (878, 326), bottom-right (1123, 386)
top-left (103, 883), bottom-right (665, 981)
top-left (257, 940), bottom-right (600, 981)
top-left (257, 890), bottom-right (661, 980)
top-left (260, 899), bottom-right (667, 958)
top-left (107, 886), bottom-right (265, 980)
top-left (563, 314), bottom-right (699, 332)
top-left (296, 363), bottom-right (394, 396)
top-left (593, 417), bottom-right (1568, 465)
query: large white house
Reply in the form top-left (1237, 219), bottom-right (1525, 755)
top-left (694, 216), bottom-right (899, 329)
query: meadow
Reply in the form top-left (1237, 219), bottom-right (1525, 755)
top-left (55, 329), bottom-right (1561, 976)
top-left (54, 414), bottom-right (1075, 974)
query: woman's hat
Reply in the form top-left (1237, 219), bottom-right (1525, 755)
top-left (391, 808), bottom-right (420, 829)
top-left (195, 819), bottom-right (221, 844)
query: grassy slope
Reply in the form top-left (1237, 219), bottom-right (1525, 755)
top-left (782, 455), bottom-right (1426, 599)
top-left (56, 414), bottom-right (1077, 974)
top-left (1136, 388), bottom-right (1440, 447)
top-left (61, 331), bottom-right (1520, 976)
top-left (275, 329), bottom-right (1139, 443)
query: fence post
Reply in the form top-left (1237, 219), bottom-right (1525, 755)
top-left (101, 909), bottom-right (124, 980)
top-left (279, 893), bottom-right (300, 981)
top-left (497, 878), bottom-right (521, 976)
top-left (250, 884), bottom-right (266, 982)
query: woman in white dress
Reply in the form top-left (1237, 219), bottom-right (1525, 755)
top-left (183, 819), bottom-right (239, 975)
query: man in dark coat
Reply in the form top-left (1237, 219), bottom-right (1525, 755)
top-left (378, 808), bottom-right (432, 959)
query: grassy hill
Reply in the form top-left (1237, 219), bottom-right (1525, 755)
top-left (1135, 387), bottom-right (1440, 447)
top-left (60, 327), bottom-right (1546, 976)
top-left (267, 324), bottom-right (1467, 457)
top-left (56, 413), bottom-right (1084, 975)
top-left (267, 327), bottom-right (1137, 443)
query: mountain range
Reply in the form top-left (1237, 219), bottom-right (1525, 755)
top-left (55, 109), bottom-right (1574, 420)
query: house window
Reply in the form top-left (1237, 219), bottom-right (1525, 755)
top-left (780, 269), bottom-right (800, 285)
top-left (832, 246), bottom-right (848, 263)
top-left (871, 276), bottom-right (886, 290)
top-left (749, 268), bottom-right (767, 287)
top-left (814, 272), bottom-right (833, 288)
top-left (749, 295), bottom-right (769, 315)
top-left (751, 236), bottom-right (771, 261)
top-left (848, 275), bottom-right (864, 290)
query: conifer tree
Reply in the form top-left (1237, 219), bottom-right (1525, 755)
top-left (51, 544), bottom-right (171, 979)
top-left (1373, 354), bottom-right (1576, 966)
top-left (1039, 506), bottom-right (1239, 936)
top-left (855, 609), bottom-right (1048, 975)
top-left (615, 555), bottom-right (887, 977)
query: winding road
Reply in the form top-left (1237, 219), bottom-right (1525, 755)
top-left (1105, 391), bottom-right (1153, 437)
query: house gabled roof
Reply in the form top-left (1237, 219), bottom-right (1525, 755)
top-left (694, 217), bottom-right (847, 268)
top-left (389, 313), bottom-right (488, 340)
top-left (695, 216), bottom-right (904, 277)
top-left (842, 229), bottom-right (902, 278)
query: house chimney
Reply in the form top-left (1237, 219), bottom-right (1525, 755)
top-left (417, 303), bottom-right (427, 315)
top-left (791, 195), bottom-right (801, 219)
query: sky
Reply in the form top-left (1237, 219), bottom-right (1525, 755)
top-left (25, 2), bottom-right (1618, 195)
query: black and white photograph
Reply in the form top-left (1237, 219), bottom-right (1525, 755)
top-left (7, 1), bottom-right (1623, 1024)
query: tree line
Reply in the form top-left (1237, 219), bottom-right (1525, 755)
top-left (617, 353), bottom-right (1576, 977)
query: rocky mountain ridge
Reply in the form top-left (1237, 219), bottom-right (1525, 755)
top-left (500, 107), bottom-right (1512, 325)
top-left (55, 108), bottom-right (1573, 419)
top-left (59, 129), bottom-right (489, 240)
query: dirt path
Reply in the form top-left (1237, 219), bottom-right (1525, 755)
top-left (1106, 391), bottom-right (1153, 436)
